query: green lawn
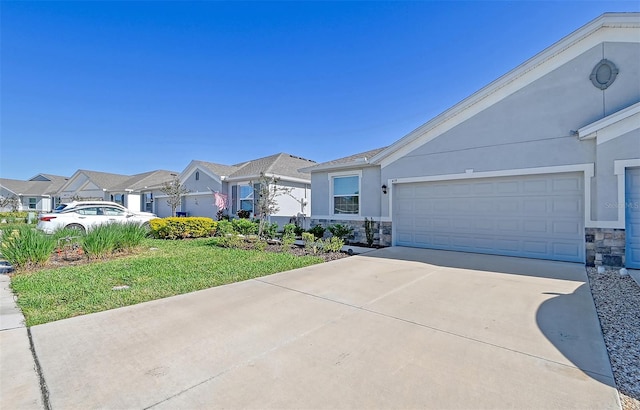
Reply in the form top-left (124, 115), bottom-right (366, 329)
top-left (10, 238), bottom-right (324, 326)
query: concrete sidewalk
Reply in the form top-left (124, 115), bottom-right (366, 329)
top-left (0, 274), bottom-right (44, 409)
top-left (25, 248), bottom-right (619, 409)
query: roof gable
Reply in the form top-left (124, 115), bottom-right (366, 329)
top-left (369, 13), bottom-right (640, 168)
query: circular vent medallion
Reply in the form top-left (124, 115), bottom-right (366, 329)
top-left (590, 59), bottom-right (618, 90)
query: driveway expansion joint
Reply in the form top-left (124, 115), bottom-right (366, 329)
top-left (27, 327), bottom-right (51, 410)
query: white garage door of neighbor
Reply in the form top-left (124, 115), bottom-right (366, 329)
top-left (394, 172), bottom-right (584, 262)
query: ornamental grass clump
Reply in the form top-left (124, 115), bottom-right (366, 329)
top-left (0, 225), bottom-right (56, 268)
top-left (82, 224), bottom-right (120, 259)
top-left (113, 223), bottom-right (148, 250)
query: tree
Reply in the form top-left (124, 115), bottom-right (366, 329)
top-left (160, 177), bottom-right (189, 217)
top-left (0, 194), bottom-right (20, 212)
top-left (252, 173), bottom-right (293, 238)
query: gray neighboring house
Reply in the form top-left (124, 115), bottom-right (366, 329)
top-left (56, 169), bottom-right (177, 213)
top-left (167, 153), bottom-right (315, 227)
top-left (0, 174), bottom-right (68, 212)
top-left (303, 13), bottom-right (640, 268)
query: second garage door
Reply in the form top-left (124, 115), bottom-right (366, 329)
top-left (393, 172), bottom-right (584, 262)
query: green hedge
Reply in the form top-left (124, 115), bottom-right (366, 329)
top-left (0, 211), bottom-right (29, 224)
top-left (149, 217), bottom-right (217, 239)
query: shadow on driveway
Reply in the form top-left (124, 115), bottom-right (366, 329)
top-left (360, 247), bottom-right (616, 388)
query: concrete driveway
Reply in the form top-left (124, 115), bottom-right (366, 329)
top-left (28, 247), bottom-right (618, 409)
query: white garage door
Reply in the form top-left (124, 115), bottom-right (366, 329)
top-left (393, 172), bottom-right (584, 262)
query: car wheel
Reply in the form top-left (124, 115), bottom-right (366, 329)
top-left (65, 224), bottom-right (86, 234)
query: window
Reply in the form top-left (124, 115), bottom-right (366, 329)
top-left (195, 171), bottom-right (200, 181)
top-left (144, 193), bottom-right (153, 213)
top-left (239, 185), bottom-right (253, 212)
top-left (28, 198), bottom-right (37, 210)
top-left (104, 207), bottom-right (125, 217)
top-left (76, 207), bottom-right (100, 216)
top-left (111, 194), bottom-right (124, 205)
top-left (332, 175), bottom-right (359, 214)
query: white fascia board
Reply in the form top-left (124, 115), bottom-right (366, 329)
top-left (310, 214), bottom-right (392, 222)
top-left (300, 158), bottom-right (371, 173)
top-left (389, 164), bottom-right (594, 184)
top-left (373, 15), bottom-right (640, 168)
top-left (578, 102), bottom-right (640, 143)
top-left (224, 174), bottom-right (311, 185)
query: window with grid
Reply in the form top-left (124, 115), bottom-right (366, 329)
top-left (332, 175), bottom-right (359, 214)
top-left (239, 185), bottom-right (253, 212)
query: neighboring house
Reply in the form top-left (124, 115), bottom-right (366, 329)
top-left (0, 174), bottom-right (68, 212)
top-left (57, 169), bottom-right (177, 213)
top-left (303, 13), bottom-right (640, 268)
top-left (165, 153), bottom-right (315, 227)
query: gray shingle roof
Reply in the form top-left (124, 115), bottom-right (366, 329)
top-left (110, 170), bottom-right (179, 191)
top-left (227, 153), bottom-right (316, 181)
top-left (0, 178), bottom-right (55, 196)
top-left (301, 147), bottom-right (388, 172)
top-left (75, 170), bottom-right (131, 190)
top-left (191, 161), bottom-right (239, 177)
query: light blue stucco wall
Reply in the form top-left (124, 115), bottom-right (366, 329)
top-left (595, 129), bottom-right (640, 220)
top-left (309, 40), bottom-right (639, 238)
top-left (378, 41), bottom-right (640, 220)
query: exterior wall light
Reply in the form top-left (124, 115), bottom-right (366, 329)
top-left (382, 184), bottom-right (388, 194)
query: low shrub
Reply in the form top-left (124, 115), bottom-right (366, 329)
top-left (328, 224), bottom-right (353, 240)
top-left (261, 222), bottom-right (279, 239)
top-left (149, 217), bottom-right (217, 239)
top-left (307, 225), bottom-right (326, 240)
top-left (232, 218), bottom-right (258, 235)
top-left (302, 232), bottom-right (322, 254)
top-left (0, 225), bottom-right (56, 268)
top-left (283, 223), bottom-right (297, 238)
top-left (216, 234), bottom-right (244, 249)
top-left (323, 236), bottom-right (344, 253)
top-left (0, 211), bottom-right (29, 224)
top-left (216, 220), bottom-right (235, 236)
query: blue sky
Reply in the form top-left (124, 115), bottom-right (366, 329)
top-left (2, 1), bottom-right (639, 180)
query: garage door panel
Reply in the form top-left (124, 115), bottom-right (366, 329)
top-left (394, 172), bottom-right (584, 262)
top-left (552, 221), bottom-right (581, 235)
top-left (523, 179), bottom-right (548, 193)
top-left (523, 220), bottom-right (548, 233)
top-left (497, 181), bottom-right (519, 194)
top-left (552, 199), bottom-right (581, 213)
top-left (553, 177), bottom-right (581, 192)
top-left (524, 200), bottom-right (548, 214)
top-left (473, 183), bottom-right (493, 194)
top-left (522, 241), bottom-right (549, 255)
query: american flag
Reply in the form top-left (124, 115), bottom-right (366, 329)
top-left (214, 192), bottom-right (228, 209)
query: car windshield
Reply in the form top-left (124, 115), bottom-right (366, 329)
top-left (54, 204), bottom-right (69, 212)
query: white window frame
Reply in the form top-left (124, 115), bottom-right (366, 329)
top-left (28, 197), bottom-right (37, 210)
top-left (329, 171), bottom-right (362, 217)
top-left (238, 183), bottom-right (254, 213)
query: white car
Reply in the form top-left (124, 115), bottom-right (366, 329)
top-left (37, 202), bottom-right (157, 234)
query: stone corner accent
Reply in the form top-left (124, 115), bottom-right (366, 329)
top-left (586, 228), bottom-right (625, 268)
